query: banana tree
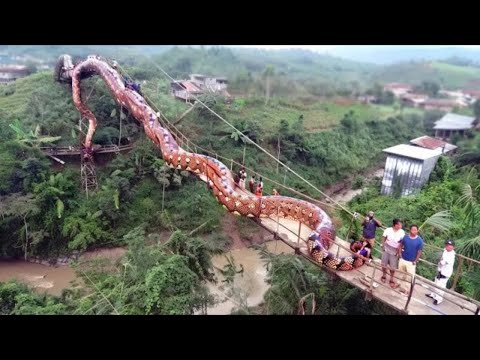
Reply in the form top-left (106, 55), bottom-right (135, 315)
top-left (9, 120), bottom-right (61, 147)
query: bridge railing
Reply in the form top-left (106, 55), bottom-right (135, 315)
top-left (40, 144), bottom-right (133, 155)
top-left (255, 212), bottom-right (480, 315)
top-left (115, 60), bottom-right (480, 314)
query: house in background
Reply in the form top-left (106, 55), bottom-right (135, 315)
top-left (439, 90), bottom-right (474, 106)
top-left (381, 144), bottom-right (445, 197)
top-left (358, 95), bottom-right (378, 104)
top-left (383, 83), bottom-right (412, 97)
top-left (170, 80), bottom-right (203, 102)
top-left (420, 99), bottom-right (466, 112)
top-left (410, 135), bottom-right (457, 154)
top-left (459, 90), bottom-right (480, 104)
top-left (433, 113), bottom-right (476, 140)
top-left (171, 74), bottom-right (231, 102)
top-left (0, 65), bottom-right (29, 85)
top-left (401, 93), bottom-right (428, 108)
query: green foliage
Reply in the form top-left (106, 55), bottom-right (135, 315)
top-left (64, 226), bottom-right (215, 315)
top-left (473, 100), bottom-right (480, 119)
top-left (163, 181), bottom-right (224, 234)
top-left (0, 140), bottom-right (49, 195)
top-left (145, 255), bottom-right (199, 314)
top-left (414, 81), bottom-right (440, 97)
top-left (62, 209), bottom-right (112, 251)
top-left (373, 61), bottom-right (480, 89)
top-left (0, 281), bottom-right (70, 315)
top-left (352, 176), bottom-right (365, 190)
top-left (261, 252), bottom-right (383, 315)
top-left (163, 230), bottom-right (214, 280)
top-left (345, 162), bottom-right (480, 300)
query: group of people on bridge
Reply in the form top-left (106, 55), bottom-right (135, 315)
top-left (234, 167), bottom-right (279, 198)
top-left (351, 212), bottom-right (456, 305)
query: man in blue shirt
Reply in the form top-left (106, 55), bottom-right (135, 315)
top-left (362, 211), bottom-right (382, 251)
top-left (398, 224), bottom-right (423, 295)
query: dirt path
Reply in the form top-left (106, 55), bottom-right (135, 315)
top-left (329, 168), bottom-right (384, 205)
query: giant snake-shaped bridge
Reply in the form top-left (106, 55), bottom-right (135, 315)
top-left (54, 55), bottom-right (480, 315)
top-left (55, 54), bottom-right (363, 272)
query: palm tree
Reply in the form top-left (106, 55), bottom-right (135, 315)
top-left (457, 183), bottom-right (480, 228)
top-left (419, 210), bottom-right (454, 233)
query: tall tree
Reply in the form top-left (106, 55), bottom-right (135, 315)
top-left (0, 193), bottom-right (39, 260)
top-left (263, 65), bottom-right (275, 105)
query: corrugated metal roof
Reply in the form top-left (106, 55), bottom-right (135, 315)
top-left (433, 113), bottom-right (475, 130)
top-left (179, 81), bottom-right (202, 93)
top-left (410, 136), bottom-right (457, 153)
top-left (383, 144), bottom-right (442, 160)
top-left (410, 136), bottom-right (447, 149)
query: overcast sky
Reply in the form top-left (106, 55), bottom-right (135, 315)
top-left (233, 45), bottom-right (480, 52)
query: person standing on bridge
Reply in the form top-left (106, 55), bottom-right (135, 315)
top-left (249, 175), bottom-right (256, 193)
top-left (397, 224), bottom-right (424, 296)
top-left (380, 218), bottom-right (405, 289)
top-left (362, 211), bottom-right (382, 250)
top-left (426, 239), bottom-right (456, 305)
top-left (238, 167), bottom-right (247, 190)
top-left (255, 178), bottom-right (263, 197)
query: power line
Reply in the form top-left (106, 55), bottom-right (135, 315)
top-left (114, 62), bottom-right (340, 211)
top-left (143, 56), bottom-right (357, 218)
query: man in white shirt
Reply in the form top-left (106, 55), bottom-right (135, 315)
top-left (380, 219), bottom-right (405, 289)
top-left (427, 239), bottom-right (456, 305)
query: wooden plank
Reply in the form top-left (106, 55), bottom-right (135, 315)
top-left (255, 216), bottom-right (477, 315)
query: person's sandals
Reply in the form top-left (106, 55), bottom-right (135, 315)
top-left (389, 280), bottom-right (400, 289)
top-left (381, 276), bottom-right (387, 283)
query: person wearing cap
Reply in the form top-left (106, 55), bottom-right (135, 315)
top-left (362, 211), bottom-right (382, 250)
top-left (398, 224), bottom-right (424, 295)
top-left (426, 239), bottom-right (456, 305)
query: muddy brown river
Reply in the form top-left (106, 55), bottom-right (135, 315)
top-left (0, 241), bottom-right (293, 314)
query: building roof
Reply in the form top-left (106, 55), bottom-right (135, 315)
top-left (384, 83), bottom-right (411, 89)
top-left (402, 93), bottom-right (428, 100)
top-left (0, 65), bottom-right (28, 73)
top-left (409, 136), bottom-right (457, 152)
top-left (463, 90), bottom-right (480, 98)
top-left (171, 80), bottom-right (200, 92)
top-left (433, 113), bottom-right (476, 130)
top-left (383, 144), bottom-right (443, 160)
top-left (423, 99), bottom-right (458, 107)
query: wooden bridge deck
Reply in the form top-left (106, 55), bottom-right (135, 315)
top-left (40, 145), bottom-right (133, 156)
top-left (256, 216), bottom-right (478, 315)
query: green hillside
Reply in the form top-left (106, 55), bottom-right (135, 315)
top-left (373, 61), bottom-right (480, 89)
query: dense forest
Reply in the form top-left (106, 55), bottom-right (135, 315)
top-left (1, 46), bottom-right (480, 315)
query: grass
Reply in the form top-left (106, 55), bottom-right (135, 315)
top-left (430, 62), bottom-right (480, 88)
top-left (0, 71), bottom-right (55, 116)
top-left (224, 97), bottom-right (410, 136)
top-left (375, 61), bottom-right (480, 89)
